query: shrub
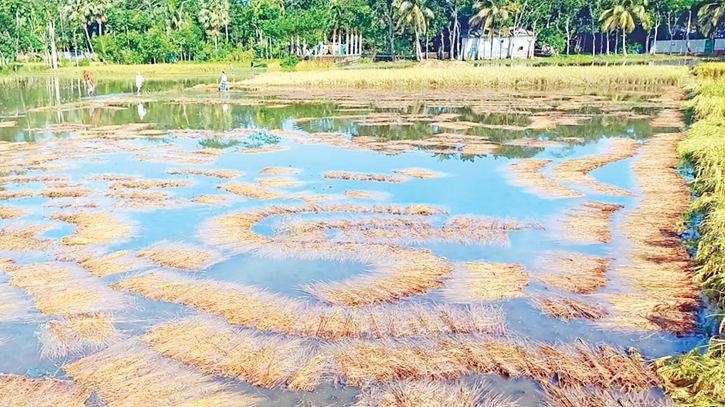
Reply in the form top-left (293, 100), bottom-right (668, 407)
top-left (281, 55), bottom-right (300, 68)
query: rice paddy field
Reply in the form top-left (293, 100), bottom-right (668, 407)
top-left (0, 66), bottom-right (709, 406)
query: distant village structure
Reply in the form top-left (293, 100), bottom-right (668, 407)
top-left (461, 29), bottom-right (536, 60)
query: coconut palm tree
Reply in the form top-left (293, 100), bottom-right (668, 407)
top-left (395, 0), bottom-right (434, 61)
top-left (198, 0), bottom-right (230, 54)
top-left (698, 0), bottom-right (725, 38)
top-left (90, 0), bottom-right (111, 36)
top-left (469, 0), bottom-right (514, 59)
top-left (599, 0), bottom-right (648, 56)
top-left (63, 0), bottom-right (94, 53)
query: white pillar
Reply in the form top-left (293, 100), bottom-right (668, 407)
top-left (358, 31), bottom-right (363, 55)
top-left (350, 28), bottom-right (357, 55)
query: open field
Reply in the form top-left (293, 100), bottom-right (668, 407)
top-left (0, 64), bottom-right (711, 405)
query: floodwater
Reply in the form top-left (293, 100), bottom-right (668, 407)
top-left (0, 77), bottom-right (707, 406)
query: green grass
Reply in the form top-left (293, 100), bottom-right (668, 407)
top-left (657, 339), bottom-right (725, 407)
top-left (241, 64), bottom-right (690, 90)
top-left (660, 59), bottom-right (725, 407)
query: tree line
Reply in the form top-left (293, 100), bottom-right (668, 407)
top-left (0, 0), bottom-right (724, 66)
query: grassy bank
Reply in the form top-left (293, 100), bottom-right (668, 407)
top-left (3, 62), bottom-right (257, 80)
top-left (656, 62), bottom-right (725, 406)
top-left (240, 65), bottom-right (690, 90)
top-left (475, 53), bottom-right (697, 66)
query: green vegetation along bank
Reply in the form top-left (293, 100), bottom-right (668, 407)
top-left (656, 62), bottom-right (725, 406)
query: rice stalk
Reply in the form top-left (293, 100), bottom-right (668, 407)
top-left (64, 339), bottom-right (261, 407)
top-left (324, 171), bottom-right (408, 183)
top-left (49, 211), bottom-right (131, 245)
top-left (0, 375), bottom-right (90, 407)
top-left (111, 270), bottom-right (505, 339)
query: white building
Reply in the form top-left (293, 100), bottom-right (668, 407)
top-left (462, 29), bottom-right (535, 60)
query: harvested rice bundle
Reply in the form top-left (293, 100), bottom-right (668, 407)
top-left (310, 215), bottom-right (539, 245)
top-left (110, 179), bottom-right (192, 189)
top-left (105, 189), bottom-right (168, 200)
top-left (343, 190), bottom-right (377, 198)
top-left (143, 316), bottom-right (323, 391)
top-left (167, 168), bottom-right (242, 178)
top-left (542, 383), bottom-right (672, 407)
top-left (37, 188), bottom-right (95, 198)
top-left (0, 205), bottom-right (29, 219)
top-left (509, 159), bottom-right (584, 199)
top-left (442, 262), bottom-right (528, 301)
top-left (0, 375), bottom-right (90, 407)
top-left (324, 171), bottom-right (407, 183)
top-left (111, 270), bottom-right (505, 339)
top-left (256, 177), bottom-right (300, 187)
top-left (284, 192), bottom-right (333, 202)
top-left (459, 143), bottom-right (498, 155)
top-left (0, 224), bottom-right (55, 251)
top-left (218, 181), bottom-right (283, 200)
top-left (353, 380), bottom-right (518, 407)
top-left (552, 138), bottom-right (640, 196)
top-left (537, 251), bottom-right (611, 276)
top-left (534, 251), bottom-right (611, 293)
top-left (84, 174), bottom-right (139, 181)
top-left (65, 340), bottom-right (261, 407)
top-left (304, 244), bottom-right (453, 307)
top-left (112, 197), bottom-right (188, 209)
top-left (79, 250), bottom-right (141, 276)
top-left (137, 242), bottom-right (216, 271)
top-left (205, 203), bottom-right (448, 247)
top-left (49, 211), bottom-right (131, 245)
top-left (533, 295), bottom-right (608, 320)
top-left (260, 167), bottom-right (300, 174)
top-left (7, 262), bottom-right (126, 315)
top-left (650, 109), bottom-right (685, 128)
top-left (235, 145), bottom-right (288, 153)
top-left (0, 174), bottom-right (69, 183)
top-left (560, 201), bottom-right (623, 244)
top-left (132, 154), bottom-right (210, 164)
top-left (192, 194), bottom-right (229, 204)
top-left (0, 189), bottom-right (36, 200)
top-left (42, 313), bottom-right (118, 357)
top-left (392, 168), bottom-right (444, 179)
top-left (44, 199), bottom-right (100, 208)
top-left (331, 336), bottom-right (663, 390)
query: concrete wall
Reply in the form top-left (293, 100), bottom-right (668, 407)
top-left (651, 39), bottom-right (725, 54)
top-left (462, 36), bottom-right (535, 60)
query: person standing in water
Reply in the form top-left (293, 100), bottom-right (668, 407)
top-left (220, 70), bottom-right (228, 94)
top-left (135, 72), bottom-right (144, 95)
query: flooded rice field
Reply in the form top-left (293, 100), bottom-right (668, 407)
top-left (0, 77), bottom-right (704, 406)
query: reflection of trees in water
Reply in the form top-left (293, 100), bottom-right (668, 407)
top-left (199, 138), bottom-right (240, 149)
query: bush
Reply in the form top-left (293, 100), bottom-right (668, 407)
top-left (538, 28), bottom-right (566, 55)
top-left (226, 46), bottom-right (256, 63)
top-left (281, 55), bottom-right (300, 68)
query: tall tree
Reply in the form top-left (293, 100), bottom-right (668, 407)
top-left (91, 0), bottom-right (111, 35)
top-left (63, 0), bottom-right (94, 52)
top-left (600, 0), bottom-right (648, 56)
top-left (698, 0), bottom-right (725, 38)
top-left (470, 0), bottom-right (514, 59)
top-left (395, 0), bottom-right (434, 61)
top-left (198, 0), bottom-right (230, 53)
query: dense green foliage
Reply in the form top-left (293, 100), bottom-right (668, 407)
top-left (658, 61), bottom-right (725, 406)
top-left (0, 0), bottom-right (724, 68)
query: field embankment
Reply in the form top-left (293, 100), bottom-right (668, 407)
top-left (656, 62), bottom-right (725, 405)
top-left (240, 65), bottom-right (690, 91)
